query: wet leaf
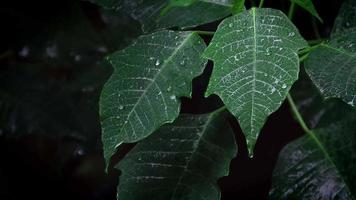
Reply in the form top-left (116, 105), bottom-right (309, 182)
top-left (203, 8), bottom-right (307, 154)
top-left (116, 111), bottom-right (237, 200)
top-left (100, 30), bottom-right (207, 166)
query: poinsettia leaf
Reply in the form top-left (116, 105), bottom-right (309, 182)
top-left (269, 99), bottom-right (356, 199)
top-left (90, 0), bottom-right (234, 32)
top-left (116, 110), bottom-right (237, 200)
top-left (290, 0), bottom-right (323, 22)
top-left (100, 30), bottom-right (207, 167)
top-left (203, 8), bottom-right (308, 155)
top-left (305, 30), bottom-right (356, 107)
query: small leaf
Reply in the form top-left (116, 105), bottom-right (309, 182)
top-left (116, 111), bottom-right (237, 200)
top-left (91, 0), bottom-right (234, 32)
top-left (290, 0), bottom-right (323, 22)
top-left (269, 101), bottom-right (356, 199)
top-left (332, 0), bottom-right (356, 35)
top-left (203, 8), bottom-right (308, 154)
top-left (100, 30), bottom-right (207, 166)
top-left (232, 0), bottom-right (245, 15)
top-left (305, 30), bottom-right (356, 107)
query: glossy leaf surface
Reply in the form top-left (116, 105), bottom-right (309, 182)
top-left (203, 8), bottom-right (308, 154)
top-left (116, 111), bottom-right (237, 200)
top-left (100, 30), bottom-right (207, 166)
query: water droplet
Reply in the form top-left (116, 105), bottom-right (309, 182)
top-left (229, 23), bottom-right (233, 28)
top-left (288, 32), bottom-right (295, 37)
top-left (19, 46), bottom-right (29, 57)
top-left (74, 55), bottom-right (81, 62)
top-left (119, 105), bottom-right (124, 110)
top-left (167, 86), bottom-right (172, 91)
top-left (348, 100), bottom-right (354, 106)
top-left (149, 57), bottom-right (154, 60)
top-left (180, 60), bottom-right (185, 65)
top-left (155, 60), bottom-right (160, 66)
top-left (279, 47), bottom-right (283, 51)
top-left (124, 120), bottom-right (128, 124)
top-left (264, 73), bottom-right (268, 77)
top-left (282, 84), bottom-right (287, 89)
top-left (271, 87), bottom-right (276, 94)
top-left (346, 22), bottom-right (351, 27)
top-left (170, 95), bottom-right (176, 100)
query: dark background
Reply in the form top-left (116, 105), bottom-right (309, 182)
top-left (0, 0), bottom-right (344, 199)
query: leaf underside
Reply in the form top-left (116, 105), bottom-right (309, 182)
top-left (305, 0), bottom-right (356, 107)
top-left (203, 8), bottom-right (308, 154)
top-left (116, 111), bottom-right (237, 200)
top-left (92, 0), bottom-right (234, 32)
top-left (99, 30), bottom-right (207, 166)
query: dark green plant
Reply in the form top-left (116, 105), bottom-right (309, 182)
top-left (91, 0), bottom-right (356, 199)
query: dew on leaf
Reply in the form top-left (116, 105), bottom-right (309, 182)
top-left (155, 60), bottom-right (160, 66)
top-left (282, 84), bottom-right (287, 89)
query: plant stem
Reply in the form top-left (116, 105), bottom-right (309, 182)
top-left (298, 42), bottom-right (322, 55)
top-left (195, 30), bottom-right (215, 36)
top-left (259, 0), bottom-right (265, 8)
top-left (286, 94), bottom-right (312, 134)
top-left (288, 2), bottom-right (295, 20)
top-left (299, 53), bottom-right (309, 63)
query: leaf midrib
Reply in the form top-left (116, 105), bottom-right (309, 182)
top-left (170, 112), bottom-right (218, 200)
top-left (117, 33), bottom-right (194, 141)
top-left (250, 8), bottom-right (257, 137)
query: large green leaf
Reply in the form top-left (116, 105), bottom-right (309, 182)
top-left (304, 30), bottom-right (356, 107)
top-left (203, 8), bottom-right (308, 154)
top-left (269, 100), bottom-right (356, 199)
top-left (290, 0), bottom-right (322, 22)
top-left (116, 110), bottom-right (237, 200)
top-left (305, 0), bottom-right (356, 108)
top-left (100, 30), bottom-right (207, 166)
top-left (90, 0), bottom-right (233, 32)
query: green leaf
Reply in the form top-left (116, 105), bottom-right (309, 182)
top-left (232, 0), bottom-right (245, 15)
top-left (332, 0), bottom-right (356, 36)
top-left (305, 32), bottom-right (356, 107)
top-left (269, 101), bottom-right (356, 199)
top-left (116, 110), bottom-right (237, 200)
top-left (91, 0), bottom-right (234, 32)
top-left (203, 8), bottom-right (308, 154)
top-left (100, 30), bottom-right (207, 166)
top-left (290, 0), bottom-right (323, 22)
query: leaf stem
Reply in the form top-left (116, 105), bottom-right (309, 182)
top-left (288, 2), bottom-right (295, 20)
top-left (298, 42), bottom-right (322, 55)
top-left (286, 94), bottom-right (312, 134)
top-left (258, 0), bottom-right (265, 8)
top-left (195, 30), bottom-right (215, 36)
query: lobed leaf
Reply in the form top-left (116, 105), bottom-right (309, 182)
top-left (99, 30), bottom-right (207, 166)
top-left (203, 8), bottom-right (308, 154)
top-left (116, 111), bottom-right (237, 200)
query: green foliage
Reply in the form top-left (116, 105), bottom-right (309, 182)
top-left (91, 0), bottom-right (234, 32)
top-left (290, 0), bottom-right (322, 22)
top-left (269, 83), bottom-right (356, 199)
top-left (116, 111), bottom-right (237, 200)
top-left (100, 30), bottom-right (207, 166)
top-left (89, 0), bottom-right (356, 199)
top-left (203, 8), bottom-right (307, 154)
top-left (305, 0), bottom-right (356, 107)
